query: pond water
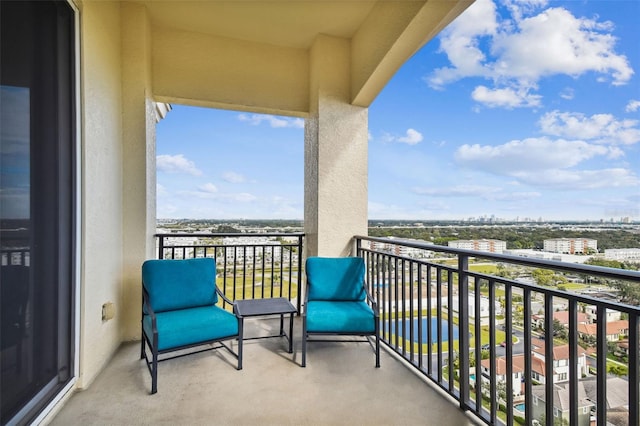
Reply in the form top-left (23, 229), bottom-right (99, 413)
top-left (389, 318), bottom-right (460, 344)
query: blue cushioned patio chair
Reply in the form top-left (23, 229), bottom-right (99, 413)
top-left (141, 258), bottom-right (242, 394)
top-left (302, 256), bottom-right (380, 367)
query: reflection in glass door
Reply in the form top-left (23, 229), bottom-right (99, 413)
top-left (1, 1), bottom-right (75, 424)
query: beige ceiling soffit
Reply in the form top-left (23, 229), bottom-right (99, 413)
top-left (351, 0), bottom-right (474, 107)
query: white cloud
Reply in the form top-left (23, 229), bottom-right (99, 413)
top-left (559, 87), bottom-right (574, 100)
top-left (238, 114), bottom-right (304, 128)
top-left (486, 191), bottom-right (541, 201)
top-left (454, 137), bottom-right (639, 190)
top-left (455, 137), bottom-right (609, 173)
top-left (514, 168), bottom-right (640, 189)
top-left (182, 187), bottom-right (256, 202)
top-left (222, 171), bottom-right (246, 183)
top-left (490, 7), bottom-right (632, 85)
top-left (626, 100), bottom-right (640, 113)
top-left (382, 128), bottom-right (424, 145)
top-left (539, 111), bottom-right (640, 145)
top-left (427, 0), bottom-right (634, 107)
top-left (230, 193), bottom-right (257, 202)
top-left (157, 154), bottom-right (203, 176)
top-left (471, 85), bottom-right (541, 108)
top-left (502, 0), bottom-right (548, 21)
top-left (428, 0), bottom-right (498, 88)
top-left (413, 185), bottom-right (501, 197)
top-left (198, 183), bottom-right (218, 193)
top-left (413, 185), bottom-right (540, 202)
top-left (398, 129), bottom-right (424, 145)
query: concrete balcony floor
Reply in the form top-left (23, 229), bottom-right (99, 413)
top-left (49, 317), bottom-right (478, 425)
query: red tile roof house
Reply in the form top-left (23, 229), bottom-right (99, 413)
top-left (577, 320), bottom-right (629, 342)
top-left (480, 341), bottom-right (589, 400)
top-left (532, 310), bottom-right (590, 329)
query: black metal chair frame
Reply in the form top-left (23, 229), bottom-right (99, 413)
top-left (140, 286), bottom-right (242, 394)
top-left (301, 281), bottom-right (380, 368)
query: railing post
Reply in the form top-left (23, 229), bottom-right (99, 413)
top-left (158, 235), bottom-right (164, 259)
top-left (297, 234), bottom-right (303, 314)
top-left (523, 288), bottom-right (533, 424)
top-left (629, 314), bottom-right (639, 426)
top-left (505, 284), bottom-right (514, 426)
top-left (458, 254), bottom-right (470, 411)
top-left (568, 300), bottom-right (578, 426)
top-left (545, 292), bottom-right (554, 426)
top-left (596, 305), bottom-right (607, 426)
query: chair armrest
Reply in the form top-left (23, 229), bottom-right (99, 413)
top-left (142, 287), bottom-right (158, 335)
top-left (302, 281), bottom-right (310, 315)
top-left (363, 283), bottom-right (379, 317)
top-left (216, 286), bottom-right (234, 305)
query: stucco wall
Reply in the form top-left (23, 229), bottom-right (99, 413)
top-left (79, 0), bottom-right (124, 387)
top-left (120, 2), bottom-right (156, 341)
top-left (152, 27), bottom-right (309, 117)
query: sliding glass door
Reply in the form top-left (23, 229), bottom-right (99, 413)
top-left (1, 1), bottom-right (75, 424)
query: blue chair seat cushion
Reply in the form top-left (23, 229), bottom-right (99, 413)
top-left (306, 300), bottom-right (375, 333)
top-left (143, 305), bottom-right (238, 351)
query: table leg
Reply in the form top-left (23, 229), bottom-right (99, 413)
top-left (288, 313), bottom-right (294, 353)
top-left (279, 313), bottom-right (284, 336)
top-left (238, 317), bottom-right (244, 370)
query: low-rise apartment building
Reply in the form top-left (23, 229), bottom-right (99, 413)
top-left (605, 248), bottom-right (640, 262)
top-left (543, 238), bottom-right (598, 254)
top-left (447, 239), bottom-right (506, 253)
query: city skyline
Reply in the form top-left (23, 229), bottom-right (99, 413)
top-left (156, 0), bottom-right (640, 221)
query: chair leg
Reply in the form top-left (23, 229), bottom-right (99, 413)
top-left (151, 348), bottom-right (158, 394)
top-left (301, 316), bottom-right (307, 367)
top-left (237, 318), bottom-right (243, 370)
top-left (375, 319), bottom-right (380, 368)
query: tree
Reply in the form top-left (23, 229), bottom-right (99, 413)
top-left (553, 319), bottom-right (567, 340)
top-left (532, 269), bottom-right (555, 286)
top-left (584, 258), bottom-right (627, 269)
top-left (609, 281), bottom-right (640, 305)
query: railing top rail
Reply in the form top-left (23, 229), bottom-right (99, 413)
top-left (156, 232), bottom-right (305, 238)
top-left (470, 270), bottom-right (640, 314)
top-left (356, 235), bottom-right (640, 281)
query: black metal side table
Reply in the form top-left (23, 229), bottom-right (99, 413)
top-left (233, 297), bottom-right (297, 368)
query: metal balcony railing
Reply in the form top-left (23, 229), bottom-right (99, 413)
top-left (156, 233), bottom-right (304, 313)
top-left (355, 235), bottom-right (640, 426)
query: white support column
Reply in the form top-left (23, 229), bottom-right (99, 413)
top-left (304, 35), bottom-right (368, 258)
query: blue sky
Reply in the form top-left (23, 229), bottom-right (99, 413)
top-left (157, 0), bottom-right (640, 221)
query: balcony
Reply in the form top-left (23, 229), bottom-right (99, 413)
top-left (49, 319), bottom-right (473, 425)
top-left (48, 234), bottom-right (640, 425)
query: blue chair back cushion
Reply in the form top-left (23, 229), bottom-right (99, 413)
top-left (142, 258), bottom-right (218, 313)
top-left (306, 301), bottom-right (375, 333)
top-left (143, 305), bottom-right (238, 351)
top-left (306, 257), bottom-right (366, 301)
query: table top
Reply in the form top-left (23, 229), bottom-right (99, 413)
top-left (234, 297), bottom-right (297, 317)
